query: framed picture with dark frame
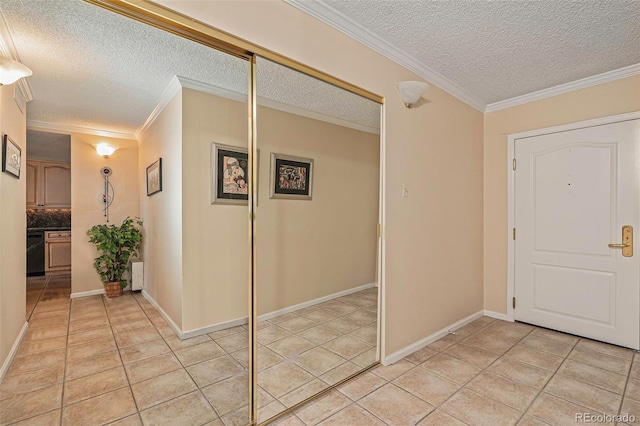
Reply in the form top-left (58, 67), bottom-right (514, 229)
top-left (2, 134), bottom-right (22, 178)
top-left (269, 153), bottom-right (313, 200)
top-left (211, 142), bottom-right (250, 205)
top-left (146, 158), bottom-right (162, 196)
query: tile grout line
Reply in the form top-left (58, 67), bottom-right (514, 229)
top-left (103, 292), bottom-right (145, 425)
top-left (415, 320), bottom-right (542, 425)
top-left (26, 275), bottom-right (50, 322)
top-left (58, 281), bottom-right (74, 426)
top-left (137, 291), bottom-right (241, 424)
top-left (614, 350), bottom-right (636, 419)
top-left (255, 293), bottom-right (377, 423)
top-left (512, 329), bottom-right (581, 425)
top-left (412, 319), bottom-right (503, 425)
top-left (131, 291), bottom-right (228, 423)
top-left (340, 318), bottom-right (499, 426)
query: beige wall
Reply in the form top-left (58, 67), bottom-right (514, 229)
top-left (158, 0), bottom-right (485, 356)
top-left (68, 132), bottom-right (139, 295)
top-left (138, 92), bottom-right (184, 328)
top-left (181, 89), bottom-right (248, 331)
top-left (484, 75), bottom-right (640, 314)
top-left (0, 84), bottom-right (27, 370)
top-left (255, 105), bottom-right (379, 316)
top-left (180, 88), bottom-right (379, 331)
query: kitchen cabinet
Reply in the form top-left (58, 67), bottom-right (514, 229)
top-left (26, 160), bottom-right (71, 208)
top-left (45, 230), bottom-right (71, 273)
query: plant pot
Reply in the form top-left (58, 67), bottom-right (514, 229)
top-left (105, 281), bottom-right (123, 298)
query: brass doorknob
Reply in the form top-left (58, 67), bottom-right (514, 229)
top-left (609, 225), bottom-right (633, 257)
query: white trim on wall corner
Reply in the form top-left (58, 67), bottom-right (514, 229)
top-left (0, 322), bottom-right (28, 382)
top-left (70, 289), bottom-right (106, 299)
top-left (141, 290), bottom-right (184, 338)
top-left (135, 76), bottom-right (183, 139)
top-left (485, 63), bottom-right (640, 113)
top-left (383, 310), bottom-right (484, 366)
top-left (27, 120), bottom-right (135, 140)
top-left (483, 310), bottom-right (509, 321)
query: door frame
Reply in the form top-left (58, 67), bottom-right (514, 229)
top-left (506, 111), bottom-right (640, 322)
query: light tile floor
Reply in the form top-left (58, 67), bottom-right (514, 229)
top-left (0, 278), bottom-right (377, 425)
top-left (4, 277), bottom-right (640, 425)
top-left (25, 275), bottom-right (70, 320)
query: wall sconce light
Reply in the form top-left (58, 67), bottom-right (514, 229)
top-left (0, 56), bottom-right (32, 86)
top-left (96, 143), bottom-right (116, 158)
top-left (397, 81), bottom-right (429, 108)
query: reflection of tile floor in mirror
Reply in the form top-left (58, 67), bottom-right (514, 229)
top-left (255, 287), bottom-right (379, 420)
top-left (6, 278), bottom-right (640, 425)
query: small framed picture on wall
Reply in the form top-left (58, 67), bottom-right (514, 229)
top-left (211, 142), bottom-right (250, 205)
top-left (2, 134), bottom-right (22, 178)
top-left (269, 153), bottom-right (313, 200)
top-left (146, 158), bottom-right (162, 196)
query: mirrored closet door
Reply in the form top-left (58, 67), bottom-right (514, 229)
top-left (78, 2), bottom-right (382, 425)
top-left (5, 0), bottom-right (255, 424)
top-left (253, 57), bottom-right (382, 424)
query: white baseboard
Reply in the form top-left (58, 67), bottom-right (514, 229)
top-left (70, 288), bottom-right (105, 299)
top-left (141, 290), bottom-right (184, 338)
top-left (257, 282), bottom-right (377, 323)
top-left (143, 282), bottom-right (377, 340)
top-left (180, 317), bottom-right (248, 340)
top-left (0, 322), bottom-right (29, 382)
top-left (383, 310), bottom-right (484, 366)
top-left (483, 310), bottom-right (510, 321)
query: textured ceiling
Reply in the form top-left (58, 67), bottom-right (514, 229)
top-left (26, 130), bottom-right (70, 162)
top-left (0, 0), bottom-right (379, 138)
top-left (311, 0), bottom-right (640, 106)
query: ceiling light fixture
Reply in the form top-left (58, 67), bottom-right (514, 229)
top-left (96, 143), bottom-right (116, 158)
top-left (397, 81), bottom-right (429, 108)
top-left (0, 56), bottom-right (32, 85)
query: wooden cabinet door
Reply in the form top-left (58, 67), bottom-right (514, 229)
top-left (46, 240), bottom-right (71, 271)
top-left (26, 161), bottom-right (41, 207)
top-left (42, 163), bottom-right (71, 207)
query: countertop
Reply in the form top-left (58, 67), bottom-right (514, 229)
top-left (27, 227), bottom-right (71, 232)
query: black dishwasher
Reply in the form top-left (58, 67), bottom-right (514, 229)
top-left (27, 230), bottom-right (45, 276)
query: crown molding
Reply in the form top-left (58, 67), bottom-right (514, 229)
top-left (0, 9), bottom-right (34, 102)
top-left (135, 75), bottom-right (183, 139)
top-left (178, 75), bottom-right (246, 103)
top-left (27, 120), bottom-right (135, 140)
top-left (259, 97), bottom-right (380, 134)
top-left (285, 0), bottom-right (486, 112)
top-left (135, 75), bottom-right (248, 139)
top-left (138, 75), bottom-right (380, 139)
top-left (485, 63), bottom-right (640, 113)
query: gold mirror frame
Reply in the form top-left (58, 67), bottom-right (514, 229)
top-left (84, 1), bottom-right (384, 424)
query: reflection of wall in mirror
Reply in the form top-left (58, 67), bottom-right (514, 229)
top-left (178, 88), bottom-right (379, 331)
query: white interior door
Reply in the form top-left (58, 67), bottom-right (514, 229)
top-left (514, 119), bottom-right (640, 349)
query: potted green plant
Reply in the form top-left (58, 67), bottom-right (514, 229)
top-left (87, 217), bottom-right (143, 297)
